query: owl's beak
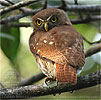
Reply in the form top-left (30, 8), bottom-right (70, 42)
top-left (44, 22), bottom-right (48, 31)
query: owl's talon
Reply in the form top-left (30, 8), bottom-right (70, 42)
top-left (44, 77), bottom-right (57, 88)
top-left (45, 77), bottom-right (56, 85)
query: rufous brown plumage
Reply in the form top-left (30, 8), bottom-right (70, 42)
top-left (29, 8), bottom-right (85, 85)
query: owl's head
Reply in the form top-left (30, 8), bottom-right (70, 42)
top-left (32, 8), bottom-right (72, 32)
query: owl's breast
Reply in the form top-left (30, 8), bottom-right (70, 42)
top-left (36, 56), bottom-right (56, 77)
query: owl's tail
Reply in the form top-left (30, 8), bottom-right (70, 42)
top-left (56, 63), bottom-right (77, 85)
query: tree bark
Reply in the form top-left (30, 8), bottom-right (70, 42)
top-left (0, 71), bottom-right (100, 99)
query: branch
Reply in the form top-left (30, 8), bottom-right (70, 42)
top-left (5, 0), bottom-right (37, 14)
top-left (58, 4), bottom-right (101, 12)
top-left (5, 0), bottom-right (14, 4)
top-left (5, 22), bottom-right (31, 27)
top-left (1, 1), bottom-right (100, 16)
top-left (0, 0), bottom-right (40, 16)
top-left (42, 0), bottom-right (47, 9)
top-left (17, 73), bottom-right (45, 86)
top-left (85, 43), bottom-right (101, 58)
top-left (1, 15), bottom-right (101, 27)
top-left (0, 1), bottom-right (10, 6)
top-left (71, 15), bottom-right (101, 24)
top-left (0, 71), bottom-right (100, 99)
top-left (74, 0), bottom-right (78, 5)
top-left (0, 8), bottom-right (41, 24)
top-left (0, 4), bottom-right (100, 24)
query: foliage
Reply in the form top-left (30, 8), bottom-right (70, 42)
top-left (0, 24), bottom-right (20, 63)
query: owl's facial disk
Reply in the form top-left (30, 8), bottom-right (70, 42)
top-left (36, 15), bottom-right (58, 32)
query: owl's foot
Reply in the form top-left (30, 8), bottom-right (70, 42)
top-left (44, 77), bottom-right (57, 88)
top-left (45, 77), bottom-right (56, 84)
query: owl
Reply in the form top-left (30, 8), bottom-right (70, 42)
top-left (29, 8), bottom-right (85, 85)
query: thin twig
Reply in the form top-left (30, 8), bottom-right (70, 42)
top-left (74, 0), bottom-right (78, 5)
top-left (0, 71), bottom-right (100, 99)
top-left (17, 73), bottom-right (45, 86)
top-left (6, 22), bottom-right (31, 27)
top-left (85, 43), bottom-right (101, 58)
top-left (71, 15), bottom-right (101, 24)
top-left (5, 0), bottom-right (24, 12)
top-left (1, 15), bottom-right (101, 26)
top-left (4, 0), bottom-right (35, 13)
top-left (0, 1), bottom-right (10, 6)
top-left (0, 4), bottom-right (100, 24)
top-left (0, 8), bottom-right (41, 24)
top-left (5, 0), bottom-right (14, 5)
top-left (60, 0), bottom-right (67, 10)
top-left (42, 0), bottom-right (47, 9)
top-left (0, 2), bottom-right (101, 16)
top-left (0, 0), bottom-right (40, 16)
top-left (58, 4), bottom-right (101, 12)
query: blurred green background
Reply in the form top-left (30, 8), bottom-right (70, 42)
top-left (0, 0), bottom-right (101, 100)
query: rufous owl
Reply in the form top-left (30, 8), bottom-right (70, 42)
top-left (29, 8), bottom-right (85, 85)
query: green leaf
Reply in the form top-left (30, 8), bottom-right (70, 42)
top-left (0, 25), bottom-right (20, 63)
top-left (74, 24), bottom-right (98, 41)
top-left (73, 24), bottom-right (98, 50)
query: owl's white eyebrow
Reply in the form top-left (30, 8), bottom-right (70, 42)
top-left (47, 15), bottom-right (53, 21)
top-left (37, 18), bottom-right (44, 22)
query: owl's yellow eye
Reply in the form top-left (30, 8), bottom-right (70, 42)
top-left (36, 20), bottom-right (42, 26)
top-left (51, 16), bottom-right (57, 23)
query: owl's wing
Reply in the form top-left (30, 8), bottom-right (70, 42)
top-left (53, 25), bottom-right (85, 68)
top-left (29, 25), bottom-right (85, 68)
